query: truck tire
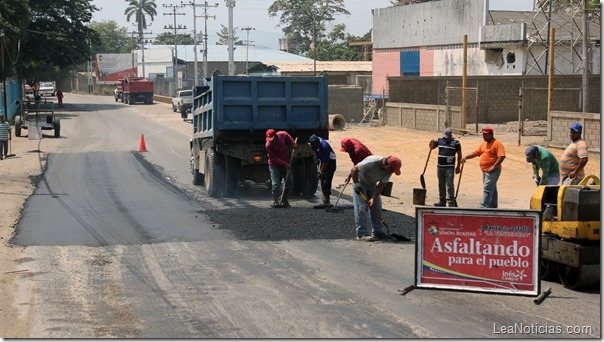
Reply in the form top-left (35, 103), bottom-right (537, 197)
top-left (292, 156), bottom-right (318, 197)
top-left (204, 148), bottom-right (225, 198)
top-left (54, 118), bottom-right (61, 138)
top-left (14, 115), bottom-right (22, 137)
top-left (224, 156), bottom-right (240, 197)
top-left (172, 104), bottom-right (177, 112)
top-left (128, 95), bottom-right (134, 105)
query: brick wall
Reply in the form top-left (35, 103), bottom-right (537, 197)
top-left (328, 86), bottom-right (364, 123)
top-left (384, 102), bottom-right (461, 132)
top-left (547, 111), bottom-right (600, 153)
top-left (388, 75), bottom-right (600, 123)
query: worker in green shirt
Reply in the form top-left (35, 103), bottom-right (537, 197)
top-left (525, 145), bottom-right (560, 186)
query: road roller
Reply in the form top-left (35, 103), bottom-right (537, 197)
top-left (530, 175), bottom-right (600, 290)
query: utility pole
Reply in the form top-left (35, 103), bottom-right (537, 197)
top-left (581, 0), bottom-right (590, 112)
top-left (225, 0), bottom-right (236, 75)
top-left (242, 26), bottom-right (255, 75)
top-left (0, 30), bottom-right (7, 118)
top-left (182, 1), bottom-right (218, 84)
top-left (163, 3), bottom-right (186, 78)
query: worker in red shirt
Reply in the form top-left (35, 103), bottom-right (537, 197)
top-left (340, 137), bottom-right (372, 183)
top-left (265, 129), bottom-right (296, 208)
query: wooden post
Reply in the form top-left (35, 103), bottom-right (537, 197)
top-left (518, 82), bottom-right (523, 146)
top-left (547, 28), bottom-right (555, 114)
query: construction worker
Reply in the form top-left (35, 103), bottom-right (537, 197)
top-left (340, 137), bottom-right (372, 183)
top-left (559, 122), bottom-right (589, 185)
top-left (265, 128), bottom-right (296, 208)
top-left (309, 134), bottom-right (336, 208)
top-left (525, 145), bottom-right (560, 186)
top-left (429, 128), bottom-right (462, 207)
top-left (351, 155), bottom-right (402, 241)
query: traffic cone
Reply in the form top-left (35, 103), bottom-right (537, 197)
top-left (139, 134), bottom-right (147, 152)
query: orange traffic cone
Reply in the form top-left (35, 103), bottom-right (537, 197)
top-left (139, 134), bottom-right (147, 152)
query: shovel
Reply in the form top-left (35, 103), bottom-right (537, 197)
top-left (454, 160), bottom-right (465, 202)
top-left (419, 148), bottom-right (432, 189)
top-left (326, 179), bottom-right (350, 212)
top-left (357, 190), bottom-right (411, 242)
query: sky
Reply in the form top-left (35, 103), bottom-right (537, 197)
top-left (90, 0), bottom-right (535, 50)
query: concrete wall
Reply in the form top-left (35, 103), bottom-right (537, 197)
top-left (547, 111), bottom-right (600, 153)
top-left (384, 102), bottom-right (461, 132)
top-left (372, 0), bottom-right (486, 49)
top-left (387, 75), bottom-right (601, 123)
top-left (328, 86), bottom-right (363, 123)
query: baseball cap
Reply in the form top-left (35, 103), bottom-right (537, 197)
top-left (265, 128), bottom-right (276, 141)
top-left (442, 128), bottom-right (453, 138)
top-left (480, 126), bottom-right (494, 134)
top-left (525, 146), bottom-right (538, 162)
top-left (387, 156), bottom-right (402, 176)
top-left (309, 134), bottom-right (320, 147)
top-left (340, 138), bottom-right (352, 152)
top-left (570, 122), bottom-right (582, 132)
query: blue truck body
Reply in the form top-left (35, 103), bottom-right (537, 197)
top-left (190, 74), bottom-right (329, 198)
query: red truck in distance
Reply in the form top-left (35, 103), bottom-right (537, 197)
top-left (119, 77), bottom-right (154, 105)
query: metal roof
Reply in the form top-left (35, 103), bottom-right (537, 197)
top-left (144, 44), bottom-right (313, 63)
top-left (267, 61), bottom-right (372, 73)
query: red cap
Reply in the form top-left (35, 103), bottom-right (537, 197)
top-left (387, 156), bottom-right (402, 176)
top-left (340, 138), bottom-right (352, 152)
top-left (265, 129), bottom-right (276, 141)
top-left (480, 126), bottom-right (494, 134)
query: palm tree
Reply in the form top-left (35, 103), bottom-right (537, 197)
top-left (124, 0), bottom-right (158, 43)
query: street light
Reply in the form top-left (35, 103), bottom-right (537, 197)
top-left (242, 27), bottom-right (255, 75)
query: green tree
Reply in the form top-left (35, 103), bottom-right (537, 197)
top-left (216, 25), bottom-right (243, 45)
top-left (154, 32), bottom-right (195, 45)
top-left (0, 0), bottom-right (31, 79)
top-left (307, 24), bottom-right (368, 61)
top-left (90, 20), bottom-right (137, 53)
top-left (16, 0), bottom-right (99, 83)
top-left (268, 0), bottom-right (350, 55)
top-left (124, 0), bottom-right (157, 44)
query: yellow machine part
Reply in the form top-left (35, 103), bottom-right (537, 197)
top-left (531, 175), bottom-right (600, 241)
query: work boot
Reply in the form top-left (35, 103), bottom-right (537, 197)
top-left (271, 195), bottom-right (281, 208)
top-left (434, 200), bottom-right (446, 207)
top-left (281, 189), bottom-right (291, 208)
top-left (448, 200), bottom-right (458, 207)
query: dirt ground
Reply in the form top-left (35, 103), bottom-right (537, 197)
top-left (0, 95), bottom-right (600, 336)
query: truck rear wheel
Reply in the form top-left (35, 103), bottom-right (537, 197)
top-left (292, 156), bottom-right (318, 197)
top-left (204, 148), bottom-right (225, 197)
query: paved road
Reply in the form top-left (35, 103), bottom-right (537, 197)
top-left (9, 94), bottom-right (600, 338)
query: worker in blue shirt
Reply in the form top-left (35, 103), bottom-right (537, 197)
top-left (309, 134), bottom-right (336, 208)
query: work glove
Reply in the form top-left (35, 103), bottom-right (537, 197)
top-left (353, 182), bottom-right (363, 195)
top-left (532, 175), bottom-right (541, 186)
top-left (429, 140), bottom-right (438, 149)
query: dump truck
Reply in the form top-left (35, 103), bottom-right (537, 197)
top-left (120, 77), bottom-right (154, 105)
top-left (530, 175), bottom-right (600, 290)
top-left (189, 72), bottom-right (328, 198)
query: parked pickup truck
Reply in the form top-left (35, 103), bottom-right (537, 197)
top-left (172, 89), bottom-right (193, 116)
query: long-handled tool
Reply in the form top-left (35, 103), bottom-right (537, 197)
top-left (453, 160), bottom-right (465, 204)
top-left (419, 148), bottom-right (433, 189)
top-left (326, 179), bottom-right (349, 212)
top-left (276, 137), bottom-right (298, 208)
top-left (356, 190), bottom-right (411, 241)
